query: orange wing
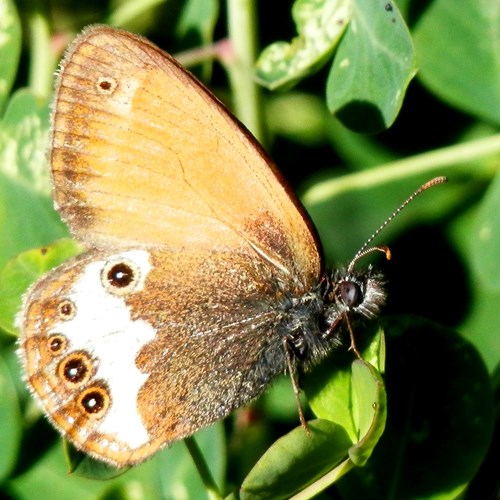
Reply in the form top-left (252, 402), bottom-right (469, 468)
top-left (51, 25), bottom-right (321, 286)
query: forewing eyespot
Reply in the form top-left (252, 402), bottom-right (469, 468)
top-left (96, 76), bottom-right (117, 94)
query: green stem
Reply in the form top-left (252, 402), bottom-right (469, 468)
top-left (107, 0), bottom-right (166, 27)
top-left (303, 133), bottom-right (500, 205)
top-left (184, 436), bottom-right (223, 499)
top-left (226, 0), bottom-right (266, 145)
top-left (26, 1), bottom-right (53, 99)
top-left (290, 459), bottom-right (355, 499)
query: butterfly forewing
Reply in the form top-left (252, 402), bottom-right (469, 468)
top-left (51, 26), bottom-right (321, 283)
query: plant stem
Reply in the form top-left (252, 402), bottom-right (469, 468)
top-left (303, 133), bottom-right (500, 205)
top-left (226, 0), bottom-right (266, 145)
top-left (184, 436), bottom-right (223, 499)
top-left (107, 0), bottom-right (166, 27)
top-left (26, 0), bottom-right (53, 99)
top-left (290, 459), bottom-right (355, 499)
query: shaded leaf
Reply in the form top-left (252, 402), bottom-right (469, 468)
top-left (338, 316), bottom-right (494, 499)
top-left (414, 0), bottom-right (500, 125)
top-left (473, 171), bottom-right (500, 289)
top-left (327, 0), bottom-right (416, 132)
top-left (0, 352), bottom-right (21, 481)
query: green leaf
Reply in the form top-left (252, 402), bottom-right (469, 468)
top-left (64, 443), bottom-right (131, 480)
top-left (414, 0), bottom-right (500, 126)
top-left (238, 329), bottom-right (387, 497)
top-left (327, 0), bottom-right (416, 132)
top-left (7, 438), bottom-right (159, 500)
top-left (305, 328), bottom-right (386, 453)
top-left (348, 360), bottom-right (386, 466)
top-left (255, 0), bottom-right (351, 90)
top-left (0, 350), bottom-right (21, 481)
top-left (156, 426), bottom-right (226, 499)
top-left (176, 0), bottom-right (219, 45)
top-left (0, 239), bottom-right (81, 336)
top-left (240, 419), bottom-right (352, 499)
top-left (449, 198), bottom-right (500, 373)
top-left (338, 317), bottom-right (494, 499)
top-left (0, 89), bottom-right (67, 267)
top-left (0, 0), bottom-right (21, 114)
top-left (10, 415), bottom-right (225, 496)
top-left (307, 366), bottom-right (356, 438)
top-left (473, 171), bottom-right (500, 289)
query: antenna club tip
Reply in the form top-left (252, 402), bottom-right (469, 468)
top-left (424, 176), bottom-right (448, 189)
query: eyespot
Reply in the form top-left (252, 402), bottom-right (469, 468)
top-left (57, 299), bottom-right (76, 320)
top-left (101, 259), bottom-right (140, 296)
top-left (96, 76), bottom-right (117, 94)
top-left (78, 384), bottom-right (110, 417)
top-left (339, 281), bottom-right (362, 308)
top-left (48, 334), bottom-right (67, 355)
top-left (107, 262), bottom-right (134, 287)
top-left (58, 352), bottom-right (93, 387)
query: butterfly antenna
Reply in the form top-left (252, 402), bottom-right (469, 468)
top-left (347, 176), bottom-right (447, 272)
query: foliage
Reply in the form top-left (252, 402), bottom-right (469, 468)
top-left (0, 0), bottom-right (498, 498)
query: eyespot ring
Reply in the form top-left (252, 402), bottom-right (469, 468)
top-left (101, 258), bottom-right (141, 296)
top-left (58, 351), bottom-right (93, 387)
top-left (57, 299), bottom-right (76, 320)
top-left (47, 334), bottom-right (67, 355)
top-left (77, 383), bottom-right (110, 418)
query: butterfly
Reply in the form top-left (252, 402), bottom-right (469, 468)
top-left (17, 24), bottom-right (445, 467)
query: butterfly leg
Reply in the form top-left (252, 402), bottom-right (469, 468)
top-left (343, 314), bottom-right (363, 359)
top-left (282, 338), bottom-right (310, 434)
top-left (323, 312), bottom-right (363, 360)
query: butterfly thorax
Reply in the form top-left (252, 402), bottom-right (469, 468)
top-left (278, 265), bottom-right (386, 371)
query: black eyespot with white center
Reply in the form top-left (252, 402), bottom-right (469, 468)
top-left (64, 358), bottom-right (87, 383)
top-left (48, 334), bottom-right (67, 355)
top-left (101, 258), bottom-right (141, 295)
top-left (57, 299), bottom-right (76, 320)
top-left (78, 384), bottom-right (110, 417)
top-left (58, 352), bottom-right (93, 386)
top-left (108, 262), bottom-right (134, 288)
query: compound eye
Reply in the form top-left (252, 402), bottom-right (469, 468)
top-left (339, 281), bottom-right (362, 308)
